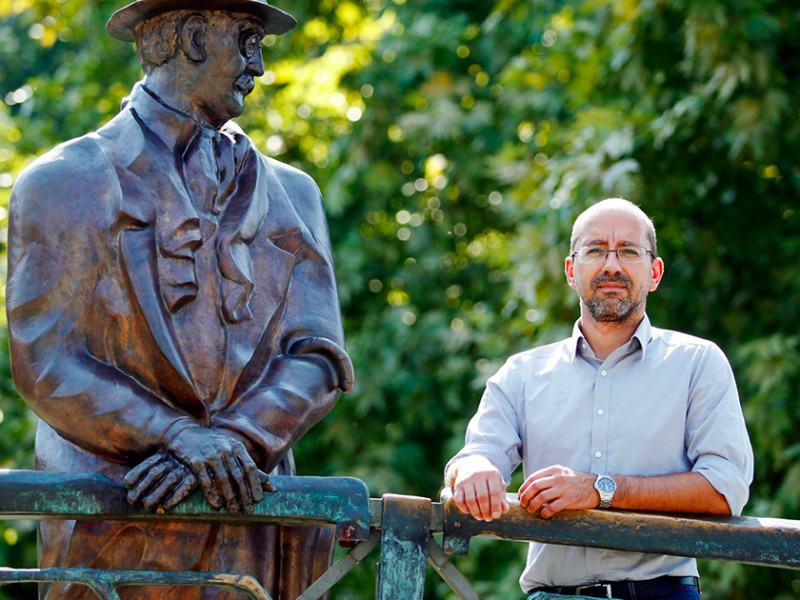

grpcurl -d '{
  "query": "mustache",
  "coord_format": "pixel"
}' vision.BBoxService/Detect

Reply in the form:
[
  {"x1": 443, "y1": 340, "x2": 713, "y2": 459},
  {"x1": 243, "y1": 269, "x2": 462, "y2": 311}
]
[{"x1": 591, "y1": 273, "x2": 632, "y2": 287}]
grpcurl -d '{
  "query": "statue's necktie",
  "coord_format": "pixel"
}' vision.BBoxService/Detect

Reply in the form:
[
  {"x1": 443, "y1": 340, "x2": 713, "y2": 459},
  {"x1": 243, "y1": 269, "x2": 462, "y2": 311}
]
[{"x1": 183, "y1": 128, "x2": 223, "y2": 215}]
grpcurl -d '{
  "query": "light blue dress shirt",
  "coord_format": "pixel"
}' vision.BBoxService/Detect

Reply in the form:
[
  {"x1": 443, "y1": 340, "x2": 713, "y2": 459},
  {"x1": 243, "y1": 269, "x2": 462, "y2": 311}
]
[{"x1": 447, "y1": 315, "x2": 754, "y2": 591}]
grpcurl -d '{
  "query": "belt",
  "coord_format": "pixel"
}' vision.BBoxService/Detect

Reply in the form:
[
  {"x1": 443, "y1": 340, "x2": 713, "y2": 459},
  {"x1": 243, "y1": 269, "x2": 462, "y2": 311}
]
[{"x1": 530, "y1": 575, "x2": 700, "y2": 599}]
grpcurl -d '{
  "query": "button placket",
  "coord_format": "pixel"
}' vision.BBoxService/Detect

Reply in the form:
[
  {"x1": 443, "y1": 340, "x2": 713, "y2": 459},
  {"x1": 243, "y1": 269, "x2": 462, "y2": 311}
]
[{"x1": 588, "y1": 364, "x2": 611, "y2": 575}]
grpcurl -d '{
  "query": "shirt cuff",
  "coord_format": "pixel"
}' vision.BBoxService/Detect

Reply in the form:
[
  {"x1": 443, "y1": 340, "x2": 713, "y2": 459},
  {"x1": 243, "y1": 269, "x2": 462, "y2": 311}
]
[{"x1": 693, "y1": 454, "x2": 752, "y2": 515}]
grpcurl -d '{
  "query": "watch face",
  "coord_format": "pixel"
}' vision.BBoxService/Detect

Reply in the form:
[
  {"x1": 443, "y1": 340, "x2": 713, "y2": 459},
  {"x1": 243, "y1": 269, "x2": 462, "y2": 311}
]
[{"x1": 597, "y1": 476, "x2": 616, "y2": 493}]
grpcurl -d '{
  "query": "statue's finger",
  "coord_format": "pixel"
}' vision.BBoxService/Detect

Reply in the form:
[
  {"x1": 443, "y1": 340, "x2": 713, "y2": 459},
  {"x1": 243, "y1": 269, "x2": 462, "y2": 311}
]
[
  {"x1": 124, "y1": 452, "x2": 167, "y2": 490},
  {"x1": 233, "y1": 444, "x2": 263, "y2": 505},
  {"x1": 125, "y1": 459, "x2": 171, "y2": 505},
  {"x1": 225, "y1": 452, "x2": 254, "y2": 515},
  {"x1": 162, "y1": 473, "x2": 198, "y2": 510},
  {"x1": 195, "y1": 462, "x2": 223, "y2": 510},
  {"x1": 207, "y1": 453, "x2": 240, "y2": 515},
  {"x1": 141, "y1": 467, "x2": 183, "y2": 510},
  {"x1": 259, "y1": 470, "x2": 277, "y2": 493}
]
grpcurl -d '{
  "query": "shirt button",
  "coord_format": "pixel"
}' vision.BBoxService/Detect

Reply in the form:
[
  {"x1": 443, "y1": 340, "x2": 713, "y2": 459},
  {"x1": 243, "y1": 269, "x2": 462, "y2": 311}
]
[
  {"x1": 595, "y1": 451, "x2": 602, "y2": 458},
  {"x1": 597, "y1": 409, "x2": 604, "y2": 416},
  {"x1": 601, "y1": 370, "x2": 608, "y2": 376}
]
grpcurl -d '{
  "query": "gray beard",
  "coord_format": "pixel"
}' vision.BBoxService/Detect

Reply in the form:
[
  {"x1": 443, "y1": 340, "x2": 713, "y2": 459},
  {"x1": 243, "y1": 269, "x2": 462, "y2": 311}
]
[{"x1": 584, "y1": 296, "x2": 643, "y2": 323}]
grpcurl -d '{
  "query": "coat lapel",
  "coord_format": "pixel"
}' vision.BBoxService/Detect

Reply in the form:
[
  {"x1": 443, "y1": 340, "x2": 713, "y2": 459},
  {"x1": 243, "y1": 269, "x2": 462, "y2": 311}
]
[
  {"x1": 100, "y1": 110, "x2": 207, "y2": 421},
  {"x1": 217, "y1": 151, "x2": 296, "y2": 405}
]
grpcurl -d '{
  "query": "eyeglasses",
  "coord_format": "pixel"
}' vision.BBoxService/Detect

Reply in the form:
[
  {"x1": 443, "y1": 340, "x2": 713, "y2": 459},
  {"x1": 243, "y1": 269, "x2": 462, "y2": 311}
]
[{"x1": 572, "y1": 245, "x2": 655, "y2": 264}]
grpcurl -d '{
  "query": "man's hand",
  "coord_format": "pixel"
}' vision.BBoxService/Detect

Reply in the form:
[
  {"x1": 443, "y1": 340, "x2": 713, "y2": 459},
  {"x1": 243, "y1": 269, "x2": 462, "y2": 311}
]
[
  {"x1": 124, "y1": 451, "x2": 197, "y2": 511},
  {"x1": 165, "y1": 425, "x2": 264, "y2": 514},
  {"x1": 447, "y1": 455, "x2": 509, "y2": 522},
  {"x1": 518, "y1": 465, "x2": 598, "y2": 518}
]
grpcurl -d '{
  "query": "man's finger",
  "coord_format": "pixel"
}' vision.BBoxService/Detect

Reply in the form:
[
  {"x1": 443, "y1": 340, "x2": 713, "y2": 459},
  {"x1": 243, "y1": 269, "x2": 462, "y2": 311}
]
[
  {"x1": 476, "y1": 480, "x2": 494, "y2": 521},
  {"x1": 486, "y1": 477, "x2": 507, "y2": 519},
  {"x1": 463, "y1": 486, "x2": 487, "y2": 521},
  {"x1": 453, "y1": 485, "x2": 467, "y2": 512},
  {"x1": 455, "y1": 484, "x2": 475, "y2": 516},
  {"x1": 525, "y1": 485, "x2": 556, "y2": 514},
  {"x1": 519, "y1": 475, "x2": 553, "y2": 507}
]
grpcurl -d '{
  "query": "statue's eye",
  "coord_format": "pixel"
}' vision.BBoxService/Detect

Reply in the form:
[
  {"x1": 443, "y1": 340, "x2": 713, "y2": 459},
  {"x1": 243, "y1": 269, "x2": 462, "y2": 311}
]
[{"x1": 241, "y1": 33, "x2": 260, "y2": 58}]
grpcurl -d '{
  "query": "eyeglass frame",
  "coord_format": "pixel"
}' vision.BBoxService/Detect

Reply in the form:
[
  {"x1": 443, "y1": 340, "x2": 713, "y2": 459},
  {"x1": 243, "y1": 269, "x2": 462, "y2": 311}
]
[{"x1": 570, "y1": 245, "x2": 656, "y2": 264}]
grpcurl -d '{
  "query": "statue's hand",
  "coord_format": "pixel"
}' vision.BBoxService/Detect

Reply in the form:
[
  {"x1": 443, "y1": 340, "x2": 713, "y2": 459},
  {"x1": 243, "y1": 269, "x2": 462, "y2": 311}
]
[
  {"x1": 164, "y1": 425, "x2": 264, "y2": 515},
  {"x1": 124, "y1": 450, "x2": 197, "y2": 512}
]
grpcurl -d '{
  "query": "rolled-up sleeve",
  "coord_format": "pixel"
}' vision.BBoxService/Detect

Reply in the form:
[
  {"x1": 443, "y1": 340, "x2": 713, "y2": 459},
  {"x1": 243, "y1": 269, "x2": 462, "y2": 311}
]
[{"x1": 686, "y1": 343, "x2": 754, "y2": 515}]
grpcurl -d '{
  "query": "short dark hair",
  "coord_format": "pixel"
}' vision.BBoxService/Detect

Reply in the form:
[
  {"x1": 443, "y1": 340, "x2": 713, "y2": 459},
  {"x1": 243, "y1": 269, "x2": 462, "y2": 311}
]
[
  {"x1": 134, "y1": 10, "x2": 191, "y2": 74},
  {"x1": 134, "y1": 11, "x2": 265, "y2": 74}
]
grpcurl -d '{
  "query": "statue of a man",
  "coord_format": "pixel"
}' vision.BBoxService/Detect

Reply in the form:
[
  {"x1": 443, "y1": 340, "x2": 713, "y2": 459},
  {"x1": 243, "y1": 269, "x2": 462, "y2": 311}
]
[{"x1": 6, "y1": 1, "x2": 353, "y2": 598}]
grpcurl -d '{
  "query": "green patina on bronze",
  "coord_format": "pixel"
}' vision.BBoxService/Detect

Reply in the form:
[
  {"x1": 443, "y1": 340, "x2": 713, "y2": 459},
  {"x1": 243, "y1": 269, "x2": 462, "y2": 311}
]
[
  {"x1": 0, "y1": 568, "x2": 273, "y2": 600},
  {"x1": 376, "y1": 494, "x2": 432, "y2": 600},
  {"x1": 0, "y1": 470, "x2": 370, "y2": 541}
]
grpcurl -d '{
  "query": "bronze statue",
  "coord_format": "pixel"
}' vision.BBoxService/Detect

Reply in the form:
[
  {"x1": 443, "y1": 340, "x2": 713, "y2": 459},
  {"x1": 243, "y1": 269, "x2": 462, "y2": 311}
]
[{"x1": 6, "y1": 0, "x2": 353, "y2": 598}]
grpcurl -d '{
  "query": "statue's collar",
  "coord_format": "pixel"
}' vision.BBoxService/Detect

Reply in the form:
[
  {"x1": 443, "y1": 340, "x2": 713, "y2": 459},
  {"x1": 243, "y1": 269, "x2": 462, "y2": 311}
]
[{"x1": 124, "y1": 82, "x2": 222, "y2": 157}]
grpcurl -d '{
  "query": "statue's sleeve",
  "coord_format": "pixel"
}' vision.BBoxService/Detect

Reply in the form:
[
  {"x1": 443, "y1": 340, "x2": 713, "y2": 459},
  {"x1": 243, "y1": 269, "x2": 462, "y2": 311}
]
[
  {"x1": 7, "y1": 138, "x2": 194, "y2": 464},
  {"x1": 212, "y1": 163, "x2": 353, "y2": 471}
]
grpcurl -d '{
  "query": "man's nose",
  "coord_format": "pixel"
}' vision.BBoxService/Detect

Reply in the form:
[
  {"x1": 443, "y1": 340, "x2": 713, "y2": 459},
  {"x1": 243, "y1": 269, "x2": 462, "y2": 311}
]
[
  {"x1": 247, "y1": 50, "x2": 265, "y2": 77},
  {"x1": 601, "y1": 250, "x2": 624, "y2": 272}
]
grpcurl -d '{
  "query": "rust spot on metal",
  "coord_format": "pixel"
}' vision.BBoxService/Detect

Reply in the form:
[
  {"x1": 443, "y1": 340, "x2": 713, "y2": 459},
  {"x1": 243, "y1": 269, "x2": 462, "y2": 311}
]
[{"x1": 341, "y1": 524, "x2": 356, "y2": 540}]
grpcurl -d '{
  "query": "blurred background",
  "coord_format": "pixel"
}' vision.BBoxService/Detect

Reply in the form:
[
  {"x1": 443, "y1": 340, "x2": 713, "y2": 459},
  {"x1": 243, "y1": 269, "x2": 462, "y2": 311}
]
[{"x1": 1, "y1": 0, "x2": 799, "y2": 598}]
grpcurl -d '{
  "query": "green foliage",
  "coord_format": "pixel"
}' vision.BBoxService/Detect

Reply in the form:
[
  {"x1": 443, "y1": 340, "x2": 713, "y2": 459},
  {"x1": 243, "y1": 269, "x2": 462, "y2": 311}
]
[{"x1": 2, "y1": 0, "x2": 800, "y2": 598}]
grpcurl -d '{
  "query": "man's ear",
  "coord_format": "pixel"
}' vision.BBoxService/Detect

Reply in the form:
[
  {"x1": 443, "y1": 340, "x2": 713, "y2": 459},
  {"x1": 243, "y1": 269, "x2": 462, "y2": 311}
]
[
  {"x1": 565, "y1": 255, "x2": 577, "y2": 289},
  {"x1": 649, "y1": 256, "x2": 665, "y2": 292},
  {"x1": 179, "y1": 14, "x2": 207, "y2": 63}
]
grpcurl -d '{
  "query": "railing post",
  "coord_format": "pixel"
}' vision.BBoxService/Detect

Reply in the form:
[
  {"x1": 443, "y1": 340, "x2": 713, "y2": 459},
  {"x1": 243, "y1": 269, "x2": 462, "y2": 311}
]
[{"x1": 376, "y1": 494, "x2": 431, "y2": 600}]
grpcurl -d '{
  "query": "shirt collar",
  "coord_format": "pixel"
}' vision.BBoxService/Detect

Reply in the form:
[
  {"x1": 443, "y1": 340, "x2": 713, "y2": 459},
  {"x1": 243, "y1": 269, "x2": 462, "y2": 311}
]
[
  {"x1": 631, "y1": 314, "x2": 652, "y2": 360},
  {"x1": 123, "y1": 82, "x2": 220, "y2": 157},
  {"x1": 569, "y1": 320, "x2": 585, "y2": 364},
  {"x1": 569, "y1": 314, "x2": 653, "y2": 363}
]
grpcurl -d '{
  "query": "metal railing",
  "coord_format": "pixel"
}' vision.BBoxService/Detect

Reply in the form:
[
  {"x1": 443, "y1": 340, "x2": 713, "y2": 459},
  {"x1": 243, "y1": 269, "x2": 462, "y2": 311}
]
[{"x1": 0, "y1": 469, "x2": 799, "y2": 599}]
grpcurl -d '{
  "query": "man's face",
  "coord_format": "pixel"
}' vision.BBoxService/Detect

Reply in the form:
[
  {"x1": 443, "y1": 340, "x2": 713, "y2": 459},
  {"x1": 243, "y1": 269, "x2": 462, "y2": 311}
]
[
  {"x1": 565, "y1": 208, "x2": 664, "y2": 324},
  {"x1": 189, "y1": 13, "x2": 265, "y2": 128}
]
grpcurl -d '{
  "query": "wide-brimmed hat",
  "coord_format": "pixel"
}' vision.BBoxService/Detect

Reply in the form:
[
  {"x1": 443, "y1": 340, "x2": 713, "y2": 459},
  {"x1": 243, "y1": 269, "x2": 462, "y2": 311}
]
[{"x1": 107, "y1": 0, "x2": 297, "y2": 42}]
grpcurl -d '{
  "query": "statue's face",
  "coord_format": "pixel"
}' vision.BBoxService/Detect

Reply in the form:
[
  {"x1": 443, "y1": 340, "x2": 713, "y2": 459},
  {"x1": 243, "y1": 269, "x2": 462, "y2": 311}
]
[{"x1": 190, "y1": 14, "x2": 265, "y2": 127}]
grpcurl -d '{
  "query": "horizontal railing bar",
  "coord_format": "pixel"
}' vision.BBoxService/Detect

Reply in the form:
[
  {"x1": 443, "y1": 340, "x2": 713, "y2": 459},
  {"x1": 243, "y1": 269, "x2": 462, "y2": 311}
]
[
  {"x1": 0, "y1": 470, "x2": 370, "y2": 542},
  {"x1": 440, "y1": 490, "x2": 800, "y2": 569},
  {"x1": 0, "y1": 567, "x2": 272, "y2": 600},
  {"x1": 369, "y1": 498, "x2": 445, "y2": 531},
  {"x1": 3, "y1": 470, "x2": 800, "y2": 573}
]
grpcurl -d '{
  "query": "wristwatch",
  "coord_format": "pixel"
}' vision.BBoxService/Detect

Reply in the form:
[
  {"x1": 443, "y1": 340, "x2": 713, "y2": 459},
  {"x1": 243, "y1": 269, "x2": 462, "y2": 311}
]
[{"x1": 593, "y1": 474, "x2": 617, "y2": 508}]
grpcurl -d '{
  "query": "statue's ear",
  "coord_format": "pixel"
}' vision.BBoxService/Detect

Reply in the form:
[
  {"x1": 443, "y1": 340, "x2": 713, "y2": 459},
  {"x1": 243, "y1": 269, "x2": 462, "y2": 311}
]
[{"x1": 178, "y1": 14, "x2": 207, "y2": 63}]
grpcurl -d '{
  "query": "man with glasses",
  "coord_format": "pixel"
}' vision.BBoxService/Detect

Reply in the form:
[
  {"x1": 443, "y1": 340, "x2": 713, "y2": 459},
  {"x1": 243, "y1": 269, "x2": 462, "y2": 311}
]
[{"x1": 445, "y1": 198, "x2": 753, "y2": 599}]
